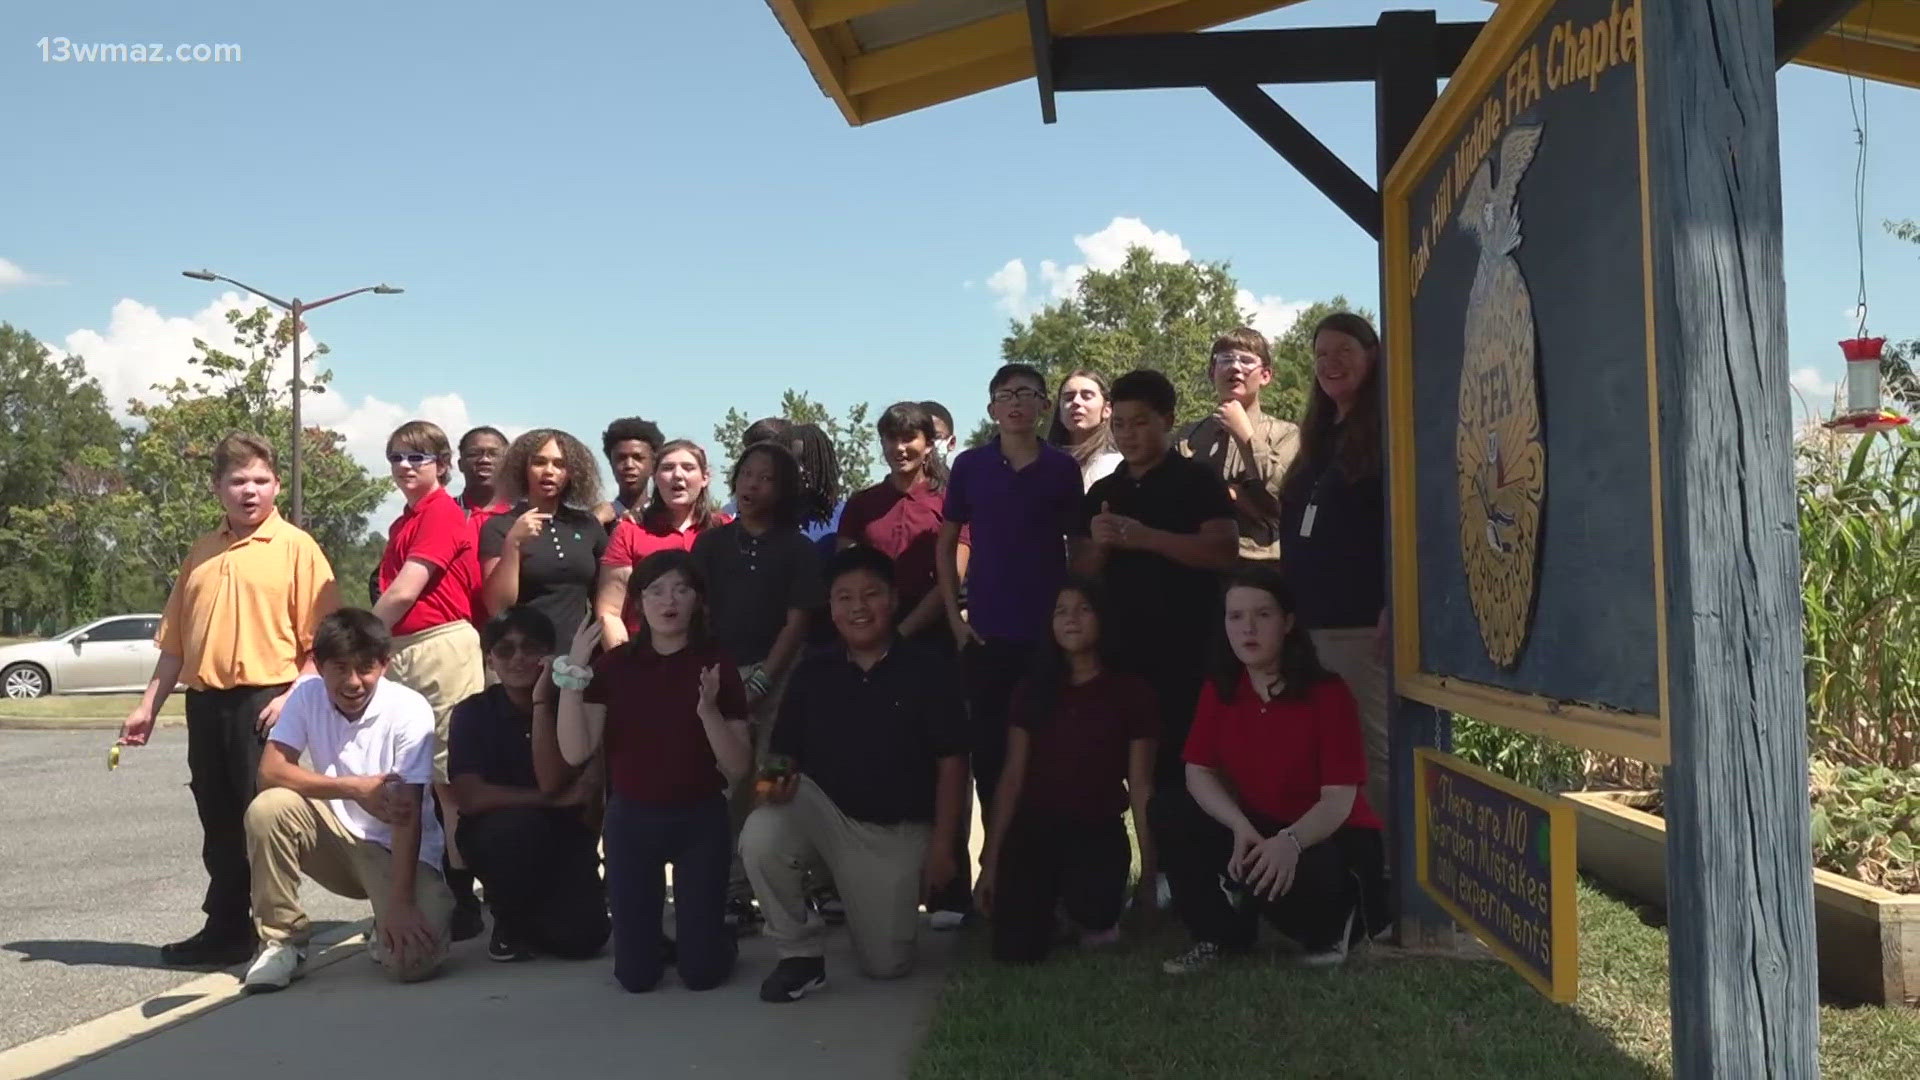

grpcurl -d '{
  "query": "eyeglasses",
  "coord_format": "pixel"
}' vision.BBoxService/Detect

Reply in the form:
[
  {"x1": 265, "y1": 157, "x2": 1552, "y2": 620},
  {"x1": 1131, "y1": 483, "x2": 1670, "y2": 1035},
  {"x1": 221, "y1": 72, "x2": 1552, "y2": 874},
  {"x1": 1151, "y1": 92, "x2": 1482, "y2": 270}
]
[
  {"x1": 640, "y1": 581, "x2": 697, "y2": 602},
  {"x1": 387, "y1": 452, "x2": 436, "y2": 467},
  {"x1": 992, "y1": 388, "x2": 1045, "y2": 405},
  {"x1": 489, "y1": 640, "x2": 547, "y2": 659},
  {"x1": 461, "y1": 448, "x2": 501, "y2": 460},
  {"x1": 1212, "y1": 351, "x2": 1266, "y2": 370}
]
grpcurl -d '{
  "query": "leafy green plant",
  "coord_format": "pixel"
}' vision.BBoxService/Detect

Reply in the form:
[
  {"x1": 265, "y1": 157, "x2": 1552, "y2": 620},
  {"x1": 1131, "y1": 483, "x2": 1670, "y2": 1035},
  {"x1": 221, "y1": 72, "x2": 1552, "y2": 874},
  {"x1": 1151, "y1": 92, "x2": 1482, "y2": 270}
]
[
  {"x1": 1450, "y1": 716, "x2": 1586, "y2": 792},
  {"x1": 1809, "y1": 760, "x2": 1919, "y2": 893},
  {"x1": 1797, "y1": 422, "x2": 1920, "y2": 769}
]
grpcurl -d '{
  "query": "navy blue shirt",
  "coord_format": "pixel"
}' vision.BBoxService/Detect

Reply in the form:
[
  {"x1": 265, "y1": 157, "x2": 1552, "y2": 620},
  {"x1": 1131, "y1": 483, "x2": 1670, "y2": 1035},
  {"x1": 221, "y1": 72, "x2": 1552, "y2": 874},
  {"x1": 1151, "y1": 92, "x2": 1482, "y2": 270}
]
[
  {"x1": 1278, "y1": 421, "x2": 1386, "y2": 630},
  {"x1": 770, "y1": 638, "x2": 969, "y2": 825},
  {"x1": 446, "y1": 685, "x2": 539, "y2": 791}
]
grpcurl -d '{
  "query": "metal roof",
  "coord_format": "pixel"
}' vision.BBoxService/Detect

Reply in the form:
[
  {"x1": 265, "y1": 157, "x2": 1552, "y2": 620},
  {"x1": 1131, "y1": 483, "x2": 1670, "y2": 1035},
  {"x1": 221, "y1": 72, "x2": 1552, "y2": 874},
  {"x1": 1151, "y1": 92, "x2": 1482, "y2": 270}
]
[{"x1": 763, "y1": 0, "x2": 1920, "y2": 126}]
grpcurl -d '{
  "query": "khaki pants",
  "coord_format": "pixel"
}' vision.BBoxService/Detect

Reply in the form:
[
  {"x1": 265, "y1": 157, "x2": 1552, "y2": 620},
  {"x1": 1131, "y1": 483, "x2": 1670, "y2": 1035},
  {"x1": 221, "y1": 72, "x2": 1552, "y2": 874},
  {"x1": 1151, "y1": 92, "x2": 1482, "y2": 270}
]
[
  {"x1": 739, "y1": 777, "x2": 929, "y2": 979},
  {"x1": 387, "y1": 620, "x2": 485, "y2": 784},
  {"x1": 726, "y1": 666, "x2": 787, "y2": 901},
  {"x1": 1311, "y1": 627, "x2": 1391, "y2": 834},
  {"x1": 244, "y1": 787, "x2": 455, "y2": 982}
]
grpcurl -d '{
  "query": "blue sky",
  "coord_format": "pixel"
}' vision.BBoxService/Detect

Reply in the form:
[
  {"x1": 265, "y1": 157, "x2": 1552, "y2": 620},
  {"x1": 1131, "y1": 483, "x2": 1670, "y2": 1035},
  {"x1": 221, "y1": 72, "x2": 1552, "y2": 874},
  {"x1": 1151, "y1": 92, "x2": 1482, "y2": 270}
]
[{"x1": 6, "y1": 0, "x2": 1917, "y2": 513}]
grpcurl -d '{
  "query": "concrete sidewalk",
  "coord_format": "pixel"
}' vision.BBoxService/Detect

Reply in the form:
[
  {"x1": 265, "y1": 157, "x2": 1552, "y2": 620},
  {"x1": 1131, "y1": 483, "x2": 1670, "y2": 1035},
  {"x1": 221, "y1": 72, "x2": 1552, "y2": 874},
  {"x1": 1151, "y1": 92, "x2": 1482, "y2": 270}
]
[{"x1": 7, "y1": 921, "x2": 958, "y2": 1080}]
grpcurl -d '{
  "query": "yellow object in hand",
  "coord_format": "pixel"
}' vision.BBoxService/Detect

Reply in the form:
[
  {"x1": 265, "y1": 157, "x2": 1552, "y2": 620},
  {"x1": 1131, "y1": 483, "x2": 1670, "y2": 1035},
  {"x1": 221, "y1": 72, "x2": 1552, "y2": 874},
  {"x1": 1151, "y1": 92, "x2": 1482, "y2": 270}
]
[{"x1": 108, "y1": 745, "x2": 121, "y2": 771}]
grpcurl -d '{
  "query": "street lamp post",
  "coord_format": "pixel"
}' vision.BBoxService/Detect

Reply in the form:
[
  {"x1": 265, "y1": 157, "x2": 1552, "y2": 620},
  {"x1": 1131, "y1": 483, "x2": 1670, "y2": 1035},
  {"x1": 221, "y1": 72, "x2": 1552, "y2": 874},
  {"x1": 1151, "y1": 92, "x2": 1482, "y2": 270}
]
[{"x1": 181, "y1": 270, "x2": 402, "y2": 526}]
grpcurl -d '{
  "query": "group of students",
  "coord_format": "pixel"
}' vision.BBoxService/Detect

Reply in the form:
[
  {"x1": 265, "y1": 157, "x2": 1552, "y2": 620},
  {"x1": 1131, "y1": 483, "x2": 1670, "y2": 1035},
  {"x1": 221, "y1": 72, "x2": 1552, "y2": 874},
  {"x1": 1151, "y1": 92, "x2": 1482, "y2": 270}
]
[{"x1": 117, "y1": 310, "x2": 1394, "y2": 1002}]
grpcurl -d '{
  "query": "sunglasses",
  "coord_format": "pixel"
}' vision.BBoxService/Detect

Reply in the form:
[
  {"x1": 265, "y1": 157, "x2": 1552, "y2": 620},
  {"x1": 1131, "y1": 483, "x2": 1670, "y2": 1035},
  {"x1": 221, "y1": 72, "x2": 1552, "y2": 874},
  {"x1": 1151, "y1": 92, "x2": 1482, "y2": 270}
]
[
  {"x1": 489, "y1": 640, "x2": 548, "y2": 659},
  {"x1": 387, "y1": 452, "x2": 437, "y2": 467}
]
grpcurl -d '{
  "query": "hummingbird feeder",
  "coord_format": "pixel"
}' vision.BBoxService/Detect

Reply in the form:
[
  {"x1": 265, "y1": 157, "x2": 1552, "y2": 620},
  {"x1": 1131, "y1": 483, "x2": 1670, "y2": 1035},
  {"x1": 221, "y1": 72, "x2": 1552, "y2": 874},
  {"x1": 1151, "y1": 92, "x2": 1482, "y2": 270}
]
[{"x1": 1825, "y1": 336, "x2": 1910, "y2": 434}]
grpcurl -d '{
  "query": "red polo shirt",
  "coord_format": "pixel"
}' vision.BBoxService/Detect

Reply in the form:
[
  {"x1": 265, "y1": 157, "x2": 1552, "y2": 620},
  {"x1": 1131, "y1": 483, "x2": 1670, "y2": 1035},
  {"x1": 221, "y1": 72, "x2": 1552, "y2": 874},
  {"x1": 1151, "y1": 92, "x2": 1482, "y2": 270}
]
[
  {"x1": 459, "y1": 492, "x2": 511, "y2": 629},
  {"x1": 380, "y1": 486, "x2": 480, "y2": 636},
  {"x1": 836, "y1": 479, "x2": 945, "y2": 609},
  {"x1": 1183, "y1": 672, "x2": 1381, "y2": 830},
  {"x1": 601, "y1": 514, "x2": 728, "y2": 634},
  {"x1": 585, "y1": 641, "x2": 748, "y2": 806}
]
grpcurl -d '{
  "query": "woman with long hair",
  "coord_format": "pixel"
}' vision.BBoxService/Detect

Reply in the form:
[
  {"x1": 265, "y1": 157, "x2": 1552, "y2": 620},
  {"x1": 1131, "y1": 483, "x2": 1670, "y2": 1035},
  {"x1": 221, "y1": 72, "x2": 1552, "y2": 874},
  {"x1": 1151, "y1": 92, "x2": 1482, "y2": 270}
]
[
  {"x1": 549, "y1": 550, "x2": 752, "y2": 992},
  {"x1": 594, "y1": 439, "x2": 730, "y2": 647},
  {"x1": 1046, "y1": 369, "x2": 1123, "y2": 489},
  {"x1": 479, "y1": 428, "x2": 608, "y2": 646},
  {"x1": 1276, "y1": 312, "x2": 1390, "y2": 826},
  {"x1": 975, "y1": 578, "x2": 1156, "y2": 962},
  {"x1": 836, "y1": 402, "x2": 951, "y2": 642},
  {"x1": 1160, "y1": 568, "x2": 1387, "y2": 976}
]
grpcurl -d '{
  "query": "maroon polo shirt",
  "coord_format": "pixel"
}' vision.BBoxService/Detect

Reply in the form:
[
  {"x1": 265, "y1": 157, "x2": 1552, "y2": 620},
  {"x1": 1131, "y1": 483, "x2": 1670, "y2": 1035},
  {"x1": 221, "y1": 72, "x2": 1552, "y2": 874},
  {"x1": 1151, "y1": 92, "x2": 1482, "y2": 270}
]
[
  {"x1": 1183, "y1": 672, "x2": 1381, "y2": 830},
  {"x1": 1010, "y1": 670, "x2": 1159, "y2": 820},
  {"x1": 836, "y1": 479, "x2": 945, "y2": 609},
  {"x1": 585, "y1": 641, "x2": 749, "y2": 807},
  {"x1": 380, "y1": 486, "x2": 479, "y2": 636}
]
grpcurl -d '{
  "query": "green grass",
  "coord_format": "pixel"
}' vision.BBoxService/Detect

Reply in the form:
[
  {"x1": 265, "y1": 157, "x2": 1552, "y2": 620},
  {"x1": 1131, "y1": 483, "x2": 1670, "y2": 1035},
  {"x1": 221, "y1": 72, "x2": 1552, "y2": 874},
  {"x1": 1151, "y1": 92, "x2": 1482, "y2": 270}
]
[
  {"x1": 911, "y1": 882, "x2": 1920, "y2": 1079},
  {"x1": 0, "y1": 693, "x2": 182, "y2": 720}
]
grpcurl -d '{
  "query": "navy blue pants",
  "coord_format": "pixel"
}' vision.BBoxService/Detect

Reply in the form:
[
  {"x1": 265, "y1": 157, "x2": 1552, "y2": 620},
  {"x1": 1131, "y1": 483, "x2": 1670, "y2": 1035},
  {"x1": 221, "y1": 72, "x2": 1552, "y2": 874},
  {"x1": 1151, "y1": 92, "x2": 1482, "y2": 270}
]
[
  {"x1": 457, "y1": 807, "x2": 609, "y2": 959},
  {"x1": 604, "y1": 793, "x2": 735, "y2": 993}
]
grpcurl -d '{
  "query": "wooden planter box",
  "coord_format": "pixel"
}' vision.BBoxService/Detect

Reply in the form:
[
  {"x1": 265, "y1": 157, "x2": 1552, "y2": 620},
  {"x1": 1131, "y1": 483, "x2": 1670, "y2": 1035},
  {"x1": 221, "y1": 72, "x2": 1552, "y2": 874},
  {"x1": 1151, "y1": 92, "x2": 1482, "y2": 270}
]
[{"x1": 1565, "y1": 790, "x2": 1920, "y2": 1006}]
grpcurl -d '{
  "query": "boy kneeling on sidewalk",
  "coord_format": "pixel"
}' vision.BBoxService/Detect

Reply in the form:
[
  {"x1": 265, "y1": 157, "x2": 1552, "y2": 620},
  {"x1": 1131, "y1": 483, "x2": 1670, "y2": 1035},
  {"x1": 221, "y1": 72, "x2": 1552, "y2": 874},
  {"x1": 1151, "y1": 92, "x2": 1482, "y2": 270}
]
[{"x1": 243, "y1": 608, "x2": 455, "y2": 991}]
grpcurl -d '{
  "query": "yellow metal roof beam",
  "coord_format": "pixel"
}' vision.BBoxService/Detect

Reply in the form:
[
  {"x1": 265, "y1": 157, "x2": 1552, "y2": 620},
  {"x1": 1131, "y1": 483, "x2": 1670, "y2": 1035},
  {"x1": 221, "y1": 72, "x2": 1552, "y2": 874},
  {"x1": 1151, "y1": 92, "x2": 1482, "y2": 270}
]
[
  {"x1": 842, "y1": 0, "x2": 1191, "y2": 96},
  {"x1": 766, "y1": 0, "x2": 862, "y2": 125},
  {"x1": 1834, "y1": 2, "x2": 1920, "y2": 48},
  {"x1": 1796, "y1": 33, "x2": 1920, "y2": 89},
  {"x1": 800, "y1": 0, "x2": 912, "y2": 30}
]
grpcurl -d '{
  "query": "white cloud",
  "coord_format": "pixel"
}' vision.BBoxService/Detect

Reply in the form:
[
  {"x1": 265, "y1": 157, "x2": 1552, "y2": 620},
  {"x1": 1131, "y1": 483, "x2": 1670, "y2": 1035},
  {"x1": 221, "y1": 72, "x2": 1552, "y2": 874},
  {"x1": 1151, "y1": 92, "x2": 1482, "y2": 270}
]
[
  {"x1": 57, "y1": 295, "x2": 524, "y2": 525},
  {"x1": 985, "y1": 259, "x2": 1030, "y2": 316},
  {"x1": 1236, "y1": 290, "x2": 1311, "y2": 336},
  {"x1": 0, "y1": 257, "x2": 55, "y2": 289},
  {"x1": 1791, "y1": 366, "x2": 1838, "y2": 401},
  {"x1": 985, "y1": 217, "x2": 1302, "y2": 334}
]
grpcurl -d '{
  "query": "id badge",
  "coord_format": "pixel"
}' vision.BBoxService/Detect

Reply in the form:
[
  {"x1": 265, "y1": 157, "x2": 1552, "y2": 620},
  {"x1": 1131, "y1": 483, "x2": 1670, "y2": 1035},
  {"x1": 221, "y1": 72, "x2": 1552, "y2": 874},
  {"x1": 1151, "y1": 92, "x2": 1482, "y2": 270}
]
[{"x1": 1300, "y1": 504, "x2": 1318, "y2": 538}]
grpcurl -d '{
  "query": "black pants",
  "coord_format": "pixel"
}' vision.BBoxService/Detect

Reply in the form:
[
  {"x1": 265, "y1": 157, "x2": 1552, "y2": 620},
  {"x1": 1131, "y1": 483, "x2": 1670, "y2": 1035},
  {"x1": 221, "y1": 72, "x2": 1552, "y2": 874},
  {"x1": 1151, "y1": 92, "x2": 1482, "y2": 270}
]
[
  {"x1": 1170, "y1": 806, "x2": 1387, "y2": 952},
  {"x1": 605, "y1": 794, "x2": 734, "y2": 993},
  {"x1": 944, "y1": 637, "x2": 1035, "y2": 914},
  {"x1": 186, "y1": 685, "x2": 283, "y2": 939},
  {"x1": 457, "y1": 807, "x2": 609, "y2": 959},
  {"x1": 990, "y1": 810, "x2": 1129, "y2": 963}
]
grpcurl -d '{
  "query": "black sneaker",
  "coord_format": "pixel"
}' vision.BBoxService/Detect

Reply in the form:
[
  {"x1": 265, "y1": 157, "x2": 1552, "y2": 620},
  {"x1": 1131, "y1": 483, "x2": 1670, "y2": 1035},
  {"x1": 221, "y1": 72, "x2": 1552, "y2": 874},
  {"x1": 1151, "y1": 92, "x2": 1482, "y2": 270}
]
[
  {"x1": 452, "y1": 897, "x2": 485, "y2": 942},
  {"x1": 159, "y1": 927, "x2": 254, "y2": 968},
  {"x1": 723, "y1": 897, "x2": 763, "y2": 937},
  {"x1": 758, "y1": 956, "x2": 826, "y2": 1003},
  {"x1": 488, "y1": 921, "x2": 533, "y2": 963}
]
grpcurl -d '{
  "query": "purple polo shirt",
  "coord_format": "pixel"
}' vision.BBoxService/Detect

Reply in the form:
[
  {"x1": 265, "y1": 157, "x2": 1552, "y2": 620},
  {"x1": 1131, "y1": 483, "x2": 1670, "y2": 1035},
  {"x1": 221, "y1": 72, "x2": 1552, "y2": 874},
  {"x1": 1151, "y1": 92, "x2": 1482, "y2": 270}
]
[{"x1": 944, "y1": 437, "x2": 1084, "y2": 643}]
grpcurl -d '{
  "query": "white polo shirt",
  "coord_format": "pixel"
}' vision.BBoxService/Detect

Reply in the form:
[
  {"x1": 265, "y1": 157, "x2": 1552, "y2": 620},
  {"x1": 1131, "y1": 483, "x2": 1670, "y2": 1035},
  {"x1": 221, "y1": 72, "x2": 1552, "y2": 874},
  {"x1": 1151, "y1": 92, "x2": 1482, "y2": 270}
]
[{"x1": 267, "y1": 676, "x2": 445, "y2": 868}]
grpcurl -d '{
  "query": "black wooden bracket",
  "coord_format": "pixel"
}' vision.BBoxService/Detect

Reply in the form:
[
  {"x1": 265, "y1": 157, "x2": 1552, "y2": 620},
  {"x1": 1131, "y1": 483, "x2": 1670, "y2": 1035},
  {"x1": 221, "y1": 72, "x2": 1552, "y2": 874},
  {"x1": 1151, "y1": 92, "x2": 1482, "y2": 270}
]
[
  {"x1": 1026, "y1": 0, "x2": 1057, "y2": 124},
  {"x1": 1208, "y1": 82, "x2": 1382, "y2": 240}
]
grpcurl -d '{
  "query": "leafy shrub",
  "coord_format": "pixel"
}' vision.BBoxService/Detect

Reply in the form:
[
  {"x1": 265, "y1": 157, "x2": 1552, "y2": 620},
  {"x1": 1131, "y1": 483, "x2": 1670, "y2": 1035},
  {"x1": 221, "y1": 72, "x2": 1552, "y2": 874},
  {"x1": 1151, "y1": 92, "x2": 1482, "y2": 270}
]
[{"x1": 1809, "y1": 760, "x2": 1919, "y2": 893}]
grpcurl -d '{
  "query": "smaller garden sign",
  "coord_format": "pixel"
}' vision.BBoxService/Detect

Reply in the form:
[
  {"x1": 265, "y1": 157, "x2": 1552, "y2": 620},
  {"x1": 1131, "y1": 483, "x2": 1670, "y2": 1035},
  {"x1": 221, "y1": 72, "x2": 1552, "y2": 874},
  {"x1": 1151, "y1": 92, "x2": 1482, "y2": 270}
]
[{"x1": 1414, "y1": 747, "x2": 1578, "y2": 1002}]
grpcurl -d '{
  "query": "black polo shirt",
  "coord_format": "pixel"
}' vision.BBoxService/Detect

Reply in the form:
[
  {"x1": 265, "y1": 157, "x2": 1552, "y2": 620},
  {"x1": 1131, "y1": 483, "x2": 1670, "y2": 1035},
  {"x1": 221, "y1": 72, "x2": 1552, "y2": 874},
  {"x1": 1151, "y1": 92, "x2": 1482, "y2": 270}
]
[
  {"x1": 1076, "y1": 451, "x2": 1236, "y2": 668},
  {"x1": 479, "y1": 504, "x2": 608, "y2": 644},
  {"x1": 689, "y1": 522, "x2": 825, "y2": 667},
  {"x1": 446, "y1": 685, "x2": 539, "y2": 791},
  {"x1": 1277, "y1": 422, "x2": 1385, "y2": 631},
  {"x1": 769, "y1": 638, "x2": 969, "y2": 826}
]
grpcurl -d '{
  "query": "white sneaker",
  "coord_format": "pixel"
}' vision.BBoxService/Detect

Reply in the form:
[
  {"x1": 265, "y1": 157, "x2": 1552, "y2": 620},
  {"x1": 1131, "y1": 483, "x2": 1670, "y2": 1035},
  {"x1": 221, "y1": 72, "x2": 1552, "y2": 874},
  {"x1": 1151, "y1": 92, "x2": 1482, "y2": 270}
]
[
  {"x1": 1299, "y1": 909, "x2": 1358, "y2": 967},
  {"x1": 243, "y1": 942, "x2": 305, "y2": 992},
  {"x1": 928, "y1": 910, "x2": 966, "y2": 931}
]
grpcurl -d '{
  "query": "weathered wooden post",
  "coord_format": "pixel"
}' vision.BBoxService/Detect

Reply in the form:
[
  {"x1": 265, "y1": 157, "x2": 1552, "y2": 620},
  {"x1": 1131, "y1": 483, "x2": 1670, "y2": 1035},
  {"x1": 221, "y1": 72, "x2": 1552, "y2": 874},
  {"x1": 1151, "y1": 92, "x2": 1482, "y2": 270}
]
[
  {"x1": 1376, "y1": 7, "x2": 1456, "y2": 949},
  {"x1": 1644, "y1": 0, "x2": 1819, "y2": 1073}
]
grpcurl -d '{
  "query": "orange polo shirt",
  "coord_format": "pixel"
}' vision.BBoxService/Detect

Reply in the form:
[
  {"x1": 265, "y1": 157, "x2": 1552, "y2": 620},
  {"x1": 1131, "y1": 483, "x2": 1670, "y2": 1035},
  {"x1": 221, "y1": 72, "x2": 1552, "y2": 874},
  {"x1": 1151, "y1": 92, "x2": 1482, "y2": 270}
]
[{"x1": 155, "y1": 511, "x2": 341, "y2": 691}]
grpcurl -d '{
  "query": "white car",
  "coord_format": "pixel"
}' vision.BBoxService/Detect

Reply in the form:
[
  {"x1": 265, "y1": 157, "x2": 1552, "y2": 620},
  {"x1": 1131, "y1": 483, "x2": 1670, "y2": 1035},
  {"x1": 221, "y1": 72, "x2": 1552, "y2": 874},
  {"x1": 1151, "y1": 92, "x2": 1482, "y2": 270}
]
[{"x1": 0, "y1": 614, "x2": 164, "y2": 698}]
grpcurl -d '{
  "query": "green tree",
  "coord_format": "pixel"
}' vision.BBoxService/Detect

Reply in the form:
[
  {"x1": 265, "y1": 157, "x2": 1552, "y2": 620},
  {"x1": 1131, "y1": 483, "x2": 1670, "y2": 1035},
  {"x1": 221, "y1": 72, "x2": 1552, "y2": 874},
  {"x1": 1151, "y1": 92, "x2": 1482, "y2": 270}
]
[
  {"x1": 0, "y1": 326, "x2": 129, "y2": 634},
  {"x1": 966, "y1": 418, "x2": 997, "y2": 449},
  {"x1": 998, "y1": 246, "x2": 1368, "y2": 426},
  {"x1": 712, "y1": 389, "x2": 875, "y2": 491},
  {"x1": 1886, "y1": 219, "x2": 1920, "y2": 412},
  {"x1": 119, "y1": 306, "x2": 388, "y2": 600}
]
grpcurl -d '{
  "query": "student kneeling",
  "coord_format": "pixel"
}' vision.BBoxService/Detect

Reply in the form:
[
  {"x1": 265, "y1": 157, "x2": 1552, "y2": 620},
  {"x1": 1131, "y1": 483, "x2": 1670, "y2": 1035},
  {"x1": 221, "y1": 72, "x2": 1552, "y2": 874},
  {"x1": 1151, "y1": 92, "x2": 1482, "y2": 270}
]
[
  {"x1": 448, "y1": 606, "x2": 611, "y2": 963},
  {"x1": 243, "y1": 609, "x2": 455, "y2": 991},
  {"x1": 741, "y1": 546, "x2": 970, "y2": 1003},
  {"x1": 1161, "y1": 569, "x2": 1390, "y2": 976}
]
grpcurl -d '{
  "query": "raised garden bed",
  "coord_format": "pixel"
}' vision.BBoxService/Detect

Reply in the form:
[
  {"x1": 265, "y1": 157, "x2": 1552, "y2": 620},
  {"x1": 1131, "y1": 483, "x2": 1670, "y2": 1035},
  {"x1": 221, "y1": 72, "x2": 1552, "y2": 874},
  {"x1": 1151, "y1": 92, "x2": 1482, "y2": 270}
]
[{"x1": 1565, "y1": 790, "x2": 1920, "y2": 1006}]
